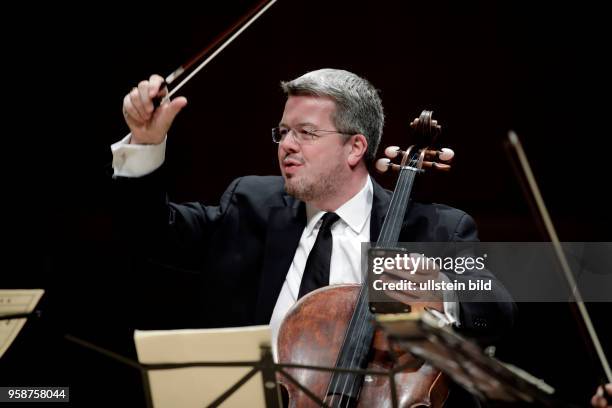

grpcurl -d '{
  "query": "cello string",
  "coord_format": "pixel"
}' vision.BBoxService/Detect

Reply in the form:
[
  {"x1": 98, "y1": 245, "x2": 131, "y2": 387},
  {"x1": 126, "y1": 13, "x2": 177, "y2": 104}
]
[
  {"x1": 324, "y1": 164, "x2": 413, "y2": 402},
  {"x1": 335, "y1": 154, "x2": 419, "y2": 404},
  {"x1": 326, "y1": 119, "x2": 430, "y2": 403},
  {"x1": 339, "y1": 156, "x2": 419, "y2": 403},
  {"x1": 380, "y1": 155, "x2": 412, "y2": 244},
  {"x1": 323, "y1": 275, "x2": 370, "y2": 398},
  {"x1": 382, "y1": 152, "x2": 417, "y2": 244},
  {"x1": 336, "y1": 119, "x2": 441, "y2": 405},
  {"x1": 323, "y1": 267, "x2": 370, "y2": 401}
]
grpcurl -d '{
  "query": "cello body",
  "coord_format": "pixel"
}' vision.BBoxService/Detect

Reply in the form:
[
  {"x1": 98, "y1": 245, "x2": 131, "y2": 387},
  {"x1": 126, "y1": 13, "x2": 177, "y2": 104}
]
[{"x1": 277, "y1": 285, "x2": 449, "y2": 407}]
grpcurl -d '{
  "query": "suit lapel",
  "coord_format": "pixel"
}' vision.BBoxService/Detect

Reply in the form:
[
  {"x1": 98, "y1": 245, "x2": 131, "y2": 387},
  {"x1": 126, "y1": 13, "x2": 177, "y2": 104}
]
[
  {"x1": 370, "y1": 179, "x2": 392, "y2": 243},
  {"x1": 254, "y1": 195, "x2": 306, "y2": 324}
]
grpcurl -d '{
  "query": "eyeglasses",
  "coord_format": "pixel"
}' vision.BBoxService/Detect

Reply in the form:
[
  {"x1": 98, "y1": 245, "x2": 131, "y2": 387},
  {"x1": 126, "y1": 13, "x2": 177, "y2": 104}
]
[{"x1": 271, "y1": 126, "x2": 353, "y2": 145}]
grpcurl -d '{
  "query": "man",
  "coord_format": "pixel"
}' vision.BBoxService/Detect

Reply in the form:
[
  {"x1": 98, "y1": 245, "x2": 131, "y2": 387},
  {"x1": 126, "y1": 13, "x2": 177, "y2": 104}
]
[{"x1": 112, "y1": 68, "x2": 515, "y2": 404}]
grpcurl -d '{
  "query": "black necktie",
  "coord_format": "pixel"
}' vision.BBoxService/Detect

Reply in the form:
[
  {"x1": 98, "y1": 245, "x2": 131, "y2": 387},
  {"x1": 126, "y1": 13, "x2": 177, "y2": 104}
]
[{"x1": 298, "y1": 212, "x2": 341, "y2": 299}]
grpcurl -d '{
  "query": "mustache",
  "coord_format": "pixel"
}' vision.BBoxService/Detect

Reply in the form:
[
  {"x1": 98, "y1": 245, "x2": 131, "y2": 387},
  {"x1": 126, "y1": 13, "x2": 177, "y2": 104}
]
[{"x1": 283, "y1": 155, "x2": 305, "y2": 165}]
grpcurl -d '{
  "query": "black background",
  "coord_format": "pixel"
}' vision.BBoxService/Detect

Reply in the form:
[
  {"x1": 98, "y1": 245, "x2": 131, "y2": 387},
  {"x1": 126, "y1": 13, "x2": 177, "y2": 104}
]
[{"x1": 3, "y1": 1, "x2": 610, "y2": 406}]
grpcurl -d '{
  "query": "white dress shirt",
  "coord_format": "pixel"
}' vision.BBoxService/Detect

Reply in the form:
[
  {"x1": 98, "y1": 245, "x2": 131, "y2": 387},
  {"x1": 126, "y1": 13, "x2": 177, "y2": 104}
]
[{"x1": 111, "y1": 134, "x2": 167, "y2": 177}]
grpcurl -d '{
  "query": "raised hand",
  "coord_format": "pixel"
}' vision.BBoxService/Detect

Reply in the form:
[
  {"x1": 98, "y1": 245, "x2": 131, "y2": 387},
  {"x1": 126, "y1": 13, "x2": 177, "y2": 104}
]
[{"x1": 122, "y1": 74, "x2": 187, "y2": 145}]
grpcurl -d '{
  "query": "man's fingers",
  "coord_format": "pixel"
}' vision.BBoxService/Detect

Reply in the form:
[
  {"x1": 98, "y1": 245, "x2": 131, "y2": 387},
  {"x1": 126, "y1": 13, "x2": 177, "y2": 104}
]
[
  {"x1": 154, "y1": 96, "x2": 188, "y2": 130},
  {"x1": 129, "y1": 87, "x2": 147, "y2": 121},
  {"x1": 138, "y1": 80, "x2": 154, "y2": 118},
  {"x1": 383, "y1": 288, "x2": 442, "y2": 306},
  {"x1": 148, "y1": 74, "x2": 166, "y2": 98},
  {"x1": 591, "y1": 394, "x2": 607, "y2": 407},
  {"x1": 384, "y1": 289, "x2": 419, "y2": 303},
  {"x1": 122, "y1": 75, "x2": 186, "y2": 145},
  {"x1": 591, "y1": 385, "x2": 611, "y2": 407},
  {"x1": 380, "y1": 274, "x2": 442, "y2": 300},
  {"x1": 123, "y1": 94, "x2": 145, "y2": 125}
]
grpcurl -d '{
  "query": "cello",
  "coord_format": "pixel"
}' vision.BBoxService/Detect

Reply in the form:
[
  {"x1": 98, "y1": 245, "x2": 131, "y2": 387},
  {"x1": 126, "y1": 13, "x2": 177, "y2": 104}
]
[{"x1": 277, "y1": 111, "x2": 450, "y2": 407}]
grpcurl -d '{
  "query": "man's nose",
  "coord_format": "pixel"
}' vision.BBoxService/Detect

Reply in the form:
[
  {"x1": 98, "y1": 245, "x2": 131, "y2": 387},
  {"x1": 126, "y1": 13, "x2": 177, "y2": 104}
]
[{"x1": 279, "y1": 130, "x2": 300, "y2": 152}]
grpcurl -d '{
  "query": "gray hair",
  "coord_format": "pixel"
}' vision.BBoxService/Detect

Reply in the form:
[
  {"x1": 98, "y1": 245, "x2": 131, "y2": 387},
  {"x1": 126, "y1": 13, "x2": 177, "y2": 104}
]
[{"x1": 281, "y1": 68, "x2": 384, "y2": 162}]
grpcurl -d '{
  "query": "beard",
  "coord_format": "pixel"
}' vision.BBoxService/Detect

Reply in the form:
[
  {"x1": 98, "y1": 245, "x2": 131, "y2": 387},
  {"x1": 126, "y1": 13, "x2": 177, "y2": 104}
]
[{"x1": 284, "y1": 161, "x2": 346, "y2": 203}]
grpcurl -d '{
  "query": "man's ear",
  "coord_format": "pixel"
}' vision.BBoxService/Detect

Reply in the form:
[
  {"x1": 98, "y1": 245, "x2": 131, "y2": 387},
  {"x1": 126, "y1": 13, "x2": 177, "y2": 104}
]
[{"x1": 347, "y1": 134, "x2": 368, "y2": 166}]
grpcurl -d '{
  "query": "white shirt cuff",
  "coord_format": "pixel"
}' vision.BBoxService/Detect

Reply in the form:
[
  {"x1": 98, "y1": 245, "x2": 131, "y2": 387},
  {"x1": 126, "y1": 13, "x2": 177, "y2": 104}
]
[{"x1": 110, "y1": 134, "x2": 167, "y2": 177}]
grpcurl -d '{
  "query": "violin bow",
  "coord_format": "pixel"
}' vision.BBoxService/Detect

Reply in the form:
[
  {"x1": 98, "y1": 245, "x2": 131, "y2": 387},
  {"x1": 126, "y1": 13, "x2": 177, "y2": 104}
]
[
  {"x1": 162, "y1": 0, "x2": 278, "y2": 99},
  {"x1": 505, "y1": 131, "x2": 612, "y2": 387},
  {"x1": 121, "y1": 0, "x2": 278, "y2": 120}
]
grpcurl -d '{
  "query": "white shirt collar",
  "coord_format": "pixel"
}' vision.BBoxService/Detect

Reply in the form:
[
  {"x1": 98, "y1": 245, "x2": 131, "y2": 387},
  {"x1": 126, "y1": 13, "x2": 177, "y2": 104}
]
[{"x1": 304, "y1": 176, "x2": 373, "y2": 237}]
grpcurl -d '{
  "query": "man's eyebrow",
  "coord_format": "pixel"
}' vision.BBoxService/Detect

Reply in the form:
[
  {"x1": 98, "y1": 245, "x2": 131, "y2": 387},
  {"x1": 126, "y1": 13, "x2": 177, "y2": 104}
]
[
  {"x1": 277, "y1": 122, "x2": 318, "y2": 129},
  {"x1": 278, "y1": 122, "x2": 316, "y2": 127}
]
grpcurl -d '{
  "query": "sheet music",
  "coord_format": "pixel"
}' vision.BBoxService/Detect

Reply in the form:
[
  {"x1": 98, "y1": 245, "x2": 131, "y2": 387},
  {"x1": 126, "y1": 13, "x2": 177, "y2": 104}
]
[
  {"x1": 135, "y1": 325, "x2": 271, "y2": 408},
  {"x1": 0, "y1": 289, "x2": 44, "y2": 358}
]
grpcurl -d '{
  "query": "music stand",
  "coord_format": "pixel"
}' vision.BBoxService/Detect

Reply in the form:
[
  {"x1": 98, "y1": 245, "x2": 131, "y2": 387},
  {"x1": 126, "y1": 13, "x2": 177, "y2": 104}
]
[
  {"x1": 376, "y1": 310, "x2": 582, "y2": 407},
  {"x1": 65, "y1": 325, "x2": 425, "y2": 408},
  {"x1": 0, "y1": 311, "x2": 41, "y2": 321},
  {"x1": 0, "y1": 289, "x2": 44, "y2": 358}
]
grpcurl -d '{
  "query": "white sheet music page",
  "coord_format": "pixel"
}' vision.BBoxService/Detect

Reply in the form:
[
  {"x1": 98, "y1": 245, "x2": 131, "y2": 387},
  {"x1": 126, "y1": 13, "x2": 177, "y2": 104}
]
[
  {"x1": 0, "y1": 289, "x2": 44, "y2": 358},
  {"x1": 135, "y1": 325, "x2": 272, "y2": 408}
]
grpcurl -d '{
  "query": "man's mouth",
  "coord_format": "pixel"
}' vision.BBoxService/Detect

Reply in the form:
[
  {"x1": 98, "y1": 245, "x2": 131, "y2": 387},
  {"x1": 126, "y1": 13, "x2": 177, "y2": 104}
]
[{"x1": 283, "y1": 157, "x2": 304, "y2": 174}]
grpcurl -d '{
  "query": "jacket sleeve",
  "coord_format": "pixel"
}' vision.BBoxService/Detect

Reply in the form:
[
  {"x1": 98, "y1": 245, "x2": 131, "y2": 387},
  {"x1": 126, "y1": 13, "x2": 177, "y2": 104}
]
[
  {"x1": 112, "y1": 166, "x2": 242, "y2": 270},
  {"x1": 448, "y1": 213, "x2": 518, "y2": 341}
]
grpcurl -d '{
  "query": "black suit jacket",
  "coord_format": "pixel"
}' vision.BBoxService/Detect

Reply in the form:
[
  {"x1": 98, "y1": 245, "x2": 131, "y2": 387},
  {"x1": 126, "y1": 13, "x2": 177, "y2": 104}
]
[{"x1": 115, "y1": 170, "x2": 515, "y2": 336}]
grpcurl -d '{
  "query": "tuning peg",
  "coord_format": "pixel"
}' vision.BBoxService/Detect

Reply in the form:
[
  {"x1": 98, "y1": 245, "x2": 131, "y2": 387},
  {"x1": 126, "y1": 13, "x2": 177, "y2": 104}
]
[
  {"x1": 376, "y1": 158, "x2": 405, "y2": 173},
  {"x1": 384, "y1": 146, "x2": 401, "y2": 159},
  {"x1": 438, "y1": 148, "x2": 454, "y2": 162},
  {"x1": 376, "y1": 158, "x2": 391, "y2": 173}
]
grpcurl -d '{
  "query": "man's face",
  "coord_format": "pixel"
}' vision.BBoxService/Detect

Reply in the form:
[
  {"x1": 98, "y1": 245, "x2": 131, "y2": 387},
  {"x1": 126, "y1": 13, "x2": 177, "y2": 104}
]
[{"x1": 278, "y1": 95, "x2": 349, "y2": 203}]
